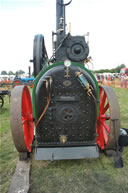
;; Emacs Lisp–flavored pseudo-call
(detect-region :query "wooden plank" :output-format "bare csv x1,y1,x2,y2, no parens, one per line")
8,160,31,193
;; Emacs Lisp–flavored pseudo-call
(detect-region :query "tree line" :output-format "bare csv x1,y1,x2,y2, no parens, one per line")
0,70,25,75
94,64,126,73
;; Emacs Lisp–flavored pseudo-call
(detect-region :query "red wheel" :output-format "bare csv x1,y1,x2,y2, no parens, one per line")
96,86,120,150
10,86,34,152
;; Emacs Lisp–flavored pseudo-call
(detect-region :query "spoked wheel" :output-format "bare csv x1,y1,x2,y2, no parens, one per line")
33,34,47,77
10,86,34,153
96,85,120,150
0,96,4,109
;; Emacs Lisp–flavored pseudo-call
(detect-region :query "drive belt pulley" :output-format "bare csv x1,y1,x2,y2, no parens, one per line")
33,34,48,77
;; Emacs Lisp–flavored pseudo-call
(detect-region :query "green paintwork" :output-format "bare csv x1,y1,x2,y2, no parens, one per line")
32,62,99,119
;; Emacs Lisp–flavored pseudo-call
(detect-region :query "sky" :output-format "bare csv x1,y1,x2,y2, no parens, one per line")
0,0,128,73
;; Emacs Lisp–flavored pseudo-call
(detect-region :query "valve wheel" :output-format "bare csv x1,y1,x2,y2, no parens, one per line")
96,86,120,150
10,86,34,152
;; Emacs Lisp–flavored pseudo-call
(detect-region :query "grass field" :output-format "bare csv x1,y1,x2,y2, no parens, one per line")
0,95,18,193
0,87,128,193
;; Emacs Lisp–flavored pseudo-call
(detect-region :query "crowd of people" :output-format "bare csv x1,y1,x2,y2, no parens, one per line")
95,73,128,88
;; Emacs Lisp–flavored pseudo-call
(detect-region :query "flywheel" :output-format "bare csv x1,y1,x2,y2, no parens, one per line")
33,34,47,77
96,85,120,150
10,86,34,152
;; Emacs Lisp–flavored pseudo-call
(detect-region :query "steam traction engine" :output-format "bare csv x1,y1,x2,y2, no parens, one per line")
10,0,120,161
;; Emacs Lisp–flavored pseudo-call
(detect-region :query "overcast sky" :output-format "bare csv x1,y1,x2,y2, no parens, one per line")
0,0,128,73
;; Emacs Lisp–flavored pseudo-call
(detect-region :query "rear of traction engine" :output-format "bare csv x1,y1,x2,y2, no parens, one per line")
10,0,120,161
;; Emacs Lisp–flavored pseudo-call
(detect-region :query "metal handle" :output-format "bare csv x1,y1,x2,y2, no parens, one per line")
58,0,72,6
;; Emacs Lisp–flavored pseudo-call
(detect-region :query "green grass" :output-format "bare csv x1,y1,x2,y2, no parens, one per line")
113,88,128,128
0,96,18,193
29,150,128,193
0,87,128,193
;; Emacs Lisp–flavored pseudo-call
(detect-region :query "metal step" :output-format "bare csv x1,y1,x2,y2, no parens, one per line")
35,146,99,161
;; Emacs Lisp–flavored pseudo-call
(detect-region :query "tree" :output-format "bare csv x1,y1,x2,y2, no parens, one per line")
115,64,126,73
16,70,25,75
120,64,126,68
1,71,8,75
8,71,15,75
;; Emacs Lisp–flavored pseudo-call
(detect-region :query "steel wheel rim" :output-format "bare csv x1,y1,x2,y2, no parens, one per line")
0,96,4,108
96,86,120,150
10,86,34,152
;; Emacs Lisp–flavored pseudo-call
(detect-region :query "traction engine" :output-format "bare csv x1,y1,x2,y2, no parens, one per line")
10,0,120,161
